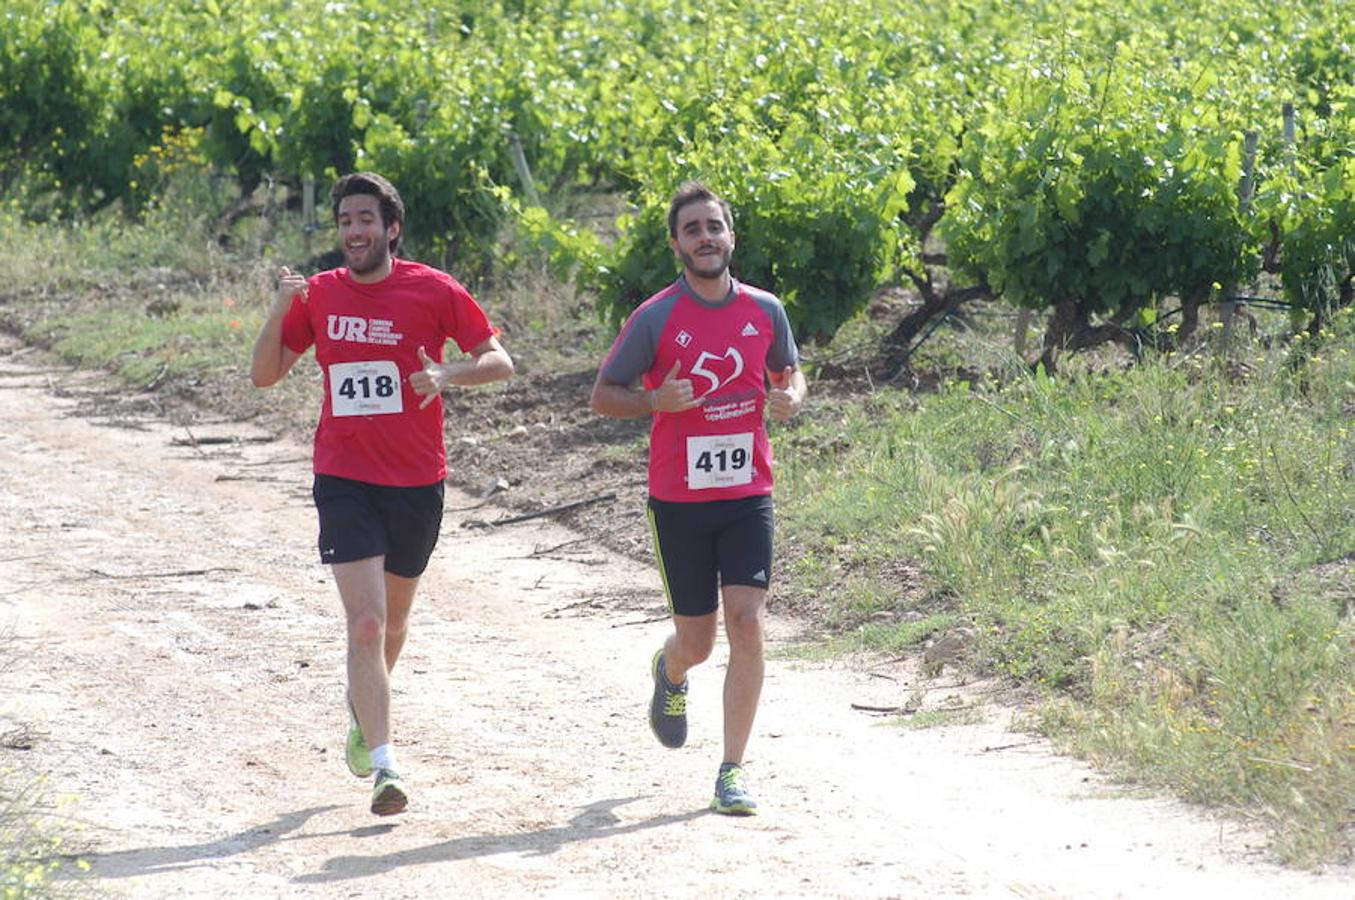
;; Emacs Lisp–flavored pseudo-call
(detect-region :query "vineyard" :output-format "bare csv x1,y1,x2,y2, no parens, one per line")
2,0,1350,366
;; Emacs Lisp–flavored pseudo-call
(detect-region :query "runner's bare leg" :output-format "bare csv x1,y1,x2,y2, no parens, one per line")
720,585,767,765
664,612,717,684
383,572,420,672
333,556,392,749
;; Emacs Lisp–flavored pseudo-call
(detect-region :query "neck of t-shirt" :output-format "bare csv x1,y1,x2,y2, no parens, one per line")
680,273,736,306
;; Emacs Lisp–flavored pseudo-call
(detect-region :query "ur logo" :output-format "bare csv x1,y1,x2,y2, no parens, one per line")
675,330,693,348
326,315,402,346
690,347,745,397
328,315,369,342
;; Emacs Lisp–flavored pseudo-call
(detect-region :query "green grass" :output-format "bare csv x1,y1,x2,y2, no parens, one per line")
2,636,89,897
0,765,84,898
893,707,987,730
780,307,1355,864
772,613,956,661
0,173,310,390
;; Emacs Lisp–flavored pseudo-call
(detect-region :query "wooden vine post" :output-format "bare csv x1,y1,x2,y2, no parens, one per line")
1220,130,1259,353
302,174,316,258
508,132,540,206
1014,307,1033,361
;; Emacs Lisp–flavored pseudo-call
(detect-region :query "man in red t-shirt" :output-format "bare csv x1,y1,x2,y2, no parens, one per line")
250,172,513,816
590,181,808,815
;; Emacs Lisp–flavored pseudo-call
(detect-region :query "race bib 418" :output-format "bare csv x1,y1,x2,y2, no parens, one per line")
329,360,403,416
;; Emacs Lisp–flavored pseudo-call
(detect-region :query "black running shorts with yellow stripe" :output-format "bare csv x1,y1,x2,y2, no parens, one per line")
646,495,774,617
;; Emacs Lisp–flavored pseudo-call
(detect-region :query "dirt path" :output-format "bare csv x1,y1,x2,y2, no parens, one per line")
1,336,1350,899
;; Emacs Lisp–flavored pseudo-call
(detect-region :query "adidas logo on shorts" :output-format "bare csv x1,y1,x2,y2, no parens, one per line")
752,569,767,583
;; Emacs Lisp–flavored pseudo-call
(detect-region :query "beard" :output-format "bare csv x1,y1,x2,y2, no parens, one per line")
678,246,732,280
345,241,390,276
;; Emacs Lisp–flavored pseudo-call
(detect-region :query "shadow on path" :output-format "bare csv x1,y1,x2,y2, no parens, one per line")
294,796,708,884
57,805,348,880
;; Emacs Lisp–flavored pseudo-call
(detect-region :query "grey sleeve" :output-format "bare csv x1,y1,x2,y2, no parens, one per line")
599,300,671,385
763,296,799,371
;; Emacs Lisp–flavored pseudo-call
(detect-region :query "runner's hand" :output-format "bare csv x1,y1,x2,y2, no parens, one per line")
272,266,307,318
768,366,802,421
650,360,702,413
411,346,445,409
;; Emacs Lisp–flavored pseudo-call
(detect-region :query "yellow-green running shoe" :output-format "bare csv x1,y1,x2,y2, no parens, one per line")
345,694,372,778
649,649,688,749
370,768,408,816
710,762,758,816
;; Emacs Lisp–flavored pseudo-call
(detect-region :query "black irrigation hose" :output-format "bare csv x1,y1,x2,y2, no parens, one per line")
1159,296,1294,320
1227,295,1295,308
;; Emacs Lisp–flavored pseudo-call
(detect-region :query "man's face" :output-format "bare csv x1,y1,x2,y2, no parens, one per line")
336,194,398,276
669,199,734,280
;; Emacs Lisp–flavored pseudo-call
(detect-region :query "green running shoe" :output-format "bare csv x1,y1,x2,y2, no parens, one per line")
710,762,758,816
345,694,372,778
370,768,408,816
649,649,688,749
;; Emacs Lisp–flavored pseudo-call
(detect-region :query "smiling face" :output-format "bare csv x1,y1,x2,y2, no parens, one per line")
336,193,399,281
669,198,735,281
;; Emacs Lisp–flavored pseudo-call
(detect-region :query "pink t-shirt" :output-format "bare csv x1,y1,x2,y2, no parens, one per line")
281,258,496,486
600,278,799,502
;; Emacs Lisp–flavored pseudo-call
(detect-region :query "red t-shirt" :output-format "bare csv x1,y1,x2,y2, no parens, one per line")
600,278,799,502
281,258,496,486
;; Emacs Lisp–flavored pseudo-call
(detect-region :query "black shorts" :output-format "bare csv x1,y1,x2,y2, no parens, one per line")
646,494,774,618
312,474,445,578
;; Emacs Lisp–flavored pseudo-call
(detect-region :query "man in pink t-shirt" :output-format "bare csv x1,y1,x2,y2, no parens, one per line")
250,172,513,816
591,181,808,815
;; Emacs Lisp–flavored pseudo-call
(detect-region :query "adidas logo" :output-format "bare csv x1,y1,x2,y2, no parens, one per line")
741,322,759,337
751,569,767,584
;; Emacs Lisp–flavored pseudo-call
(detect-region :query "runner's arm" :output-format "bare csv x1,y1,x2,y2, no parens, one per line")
589,371,655,419
591,360,702,418
251,268,306,388
410,337,512,409
433,335,514,388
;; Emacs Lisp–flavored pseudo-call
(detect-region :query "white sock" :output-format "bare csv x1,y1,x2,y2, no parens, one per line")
370,743,397,773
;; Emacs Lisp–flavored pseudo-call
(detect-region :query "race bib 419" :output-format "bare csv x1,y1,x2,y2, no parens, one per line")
686,432,754,489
